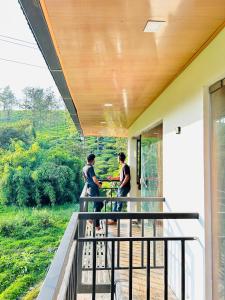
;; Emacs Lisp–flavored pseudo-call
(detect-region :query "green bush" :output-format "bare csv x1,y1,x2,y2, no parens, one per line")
0,221,17,236
0,121,35,149
0,142,82,207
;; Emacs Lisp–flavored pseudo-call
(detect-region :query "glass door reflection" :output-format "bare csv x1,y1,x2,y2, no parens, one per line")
141,123,163,212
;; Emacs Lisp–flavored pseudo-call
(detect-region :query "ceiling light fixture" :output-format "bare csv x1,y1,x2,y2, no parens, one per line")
144,20,165,32
100,121,106,124
104,103,113,107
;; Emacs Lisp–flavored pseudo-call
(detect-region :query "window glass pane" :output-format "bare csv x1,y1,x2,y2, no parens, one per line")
141,124,163,212
211,83,225,299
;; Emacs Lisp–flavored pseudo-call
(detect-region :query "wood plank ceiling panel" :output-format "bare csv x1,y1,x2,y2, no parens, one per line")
40,0,225,136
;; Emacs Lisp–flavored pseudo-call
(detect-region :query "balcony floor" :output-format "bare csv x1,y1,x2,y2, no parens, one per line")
78,220,177,300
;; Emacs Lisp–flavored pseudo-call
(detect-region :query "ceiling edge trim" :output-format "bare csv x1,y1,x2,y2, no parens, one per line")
18,0,83,136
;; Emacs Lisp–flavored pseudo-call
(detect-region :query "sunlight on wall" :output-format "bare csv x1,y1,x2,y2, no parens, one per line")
128,27,225,300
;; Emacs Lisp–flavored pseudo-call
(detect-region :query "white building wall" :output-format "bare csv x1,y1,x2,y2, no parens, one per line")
128,28,225,300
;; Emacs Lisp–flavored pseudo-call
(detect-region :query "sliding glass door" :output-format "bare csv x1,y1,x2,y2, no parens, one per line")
141,123,163,212
210,79,225,299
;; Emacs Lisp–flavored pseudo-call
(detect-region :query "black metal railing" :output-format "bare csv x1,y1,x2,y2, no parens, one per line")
80,195,165,213
78,212,198,300
79,236,194,300
37,190,199,300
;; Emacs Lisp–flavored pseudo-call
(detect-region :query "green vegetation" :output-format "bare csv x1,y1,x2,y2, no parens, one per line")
0,140,82,206
0,203,76,300
0,85,127,299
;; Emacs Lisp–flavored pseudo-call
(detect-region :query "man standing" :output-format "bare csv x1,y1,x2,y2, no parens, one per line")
83,154,103,230
107,152,131,225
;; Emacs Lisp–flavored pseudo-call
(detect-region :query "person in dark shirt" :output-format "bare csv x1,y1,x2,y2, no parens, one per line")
107,152,131,224
82,154,103,230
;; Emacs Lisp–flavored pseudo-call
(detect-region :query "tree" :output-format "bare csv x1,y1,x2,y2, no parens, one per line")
0,121,35,149
0,141,82,206
0,86,16,120
21,87,58,128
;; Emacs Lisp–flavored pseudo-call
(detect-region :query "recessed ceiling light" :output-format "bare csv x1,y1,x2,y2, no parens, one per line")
100,121,106,124
104,103,113,107
144,20,165,32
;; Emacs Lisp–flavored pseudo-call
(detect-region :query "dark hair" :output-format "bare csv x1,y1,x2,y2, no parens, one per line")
87,154,95,162
118,152,126,162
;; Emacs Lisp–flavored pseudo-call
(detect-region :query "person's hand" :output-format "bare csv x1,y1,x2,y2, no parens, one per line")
107,176,112,181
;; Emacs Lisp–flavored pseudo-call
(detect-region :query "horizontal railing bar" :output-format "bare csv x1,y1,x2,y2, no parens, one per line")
78,236,197,242
82,265,165,271
99,179,120,182
101,187,118,190
78,212,199,220
80,197,165,202
78,284,111,294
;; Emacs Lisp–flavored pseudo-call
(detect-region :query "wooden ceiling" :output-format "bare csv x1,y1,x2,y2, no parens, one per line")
40,0,225,137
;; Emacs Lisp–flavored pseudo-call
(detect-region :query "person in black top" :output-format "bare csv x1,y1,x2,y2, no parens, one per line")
82,154,103,230
107,152,131,224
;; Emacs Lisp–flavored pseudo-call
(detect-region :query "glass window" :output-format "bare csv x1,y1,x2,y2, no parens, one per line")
210,80,225,299
140,123,163,212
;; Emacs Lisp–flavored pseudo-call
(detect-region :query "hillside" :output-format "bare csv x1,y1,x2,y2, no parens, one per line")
0,109,127,299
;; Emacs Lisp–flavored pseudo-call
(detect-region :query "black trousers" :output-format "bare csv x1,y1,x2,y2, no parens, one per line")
93,201,104,227
88,187,103,227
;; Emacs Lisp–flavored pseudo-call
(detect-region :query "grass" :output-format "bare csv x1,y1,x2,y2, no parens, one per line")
0,203,78,300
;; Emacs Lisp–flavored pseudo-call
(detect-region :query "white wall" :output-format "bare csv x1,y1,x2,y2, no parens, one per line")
128,28,225,300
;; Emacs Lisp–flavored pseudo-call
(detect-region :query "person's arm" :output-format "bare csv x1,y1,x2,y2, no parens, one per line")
120,174,130,188
107,175,120,181
92,176,102,188
120,165,130,188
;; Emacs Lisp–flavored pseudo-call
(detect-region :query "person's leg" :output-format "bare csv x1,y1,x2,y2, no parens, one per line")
116,201,123,212
111,188,122,222
116,187,124,212
117,186,130,212
93,201,103,228
91,188,101,228
112,201,118,212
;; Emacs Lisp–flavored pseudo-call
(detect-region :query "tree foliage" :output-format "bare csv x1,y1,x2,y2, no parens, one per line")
0,86,16,120
0,121,35,149
0,142,82,207
21,87,60,128
0,85,127,207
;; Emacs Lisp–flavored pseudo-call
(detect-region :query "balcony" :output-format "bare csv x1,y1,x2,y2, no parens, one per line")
36,184,199,300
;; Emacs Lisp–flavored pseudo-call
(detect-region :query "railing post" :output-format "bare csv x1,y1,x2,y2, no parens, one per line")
181,240,185,300
146,240,151,300
92,240,97,300
74,241,78,300
111,241,115,300
117,219,120,268
129,219,132,237
105,218,108,268
141,219,145,268
164,240,168,300
153,219,157,268
77,184,88,293
129,241,133,300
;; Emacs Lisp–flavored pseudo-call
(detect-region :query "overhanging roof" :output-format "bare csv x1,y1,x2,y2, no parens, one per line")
19,0,225,137
19,0,83,135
